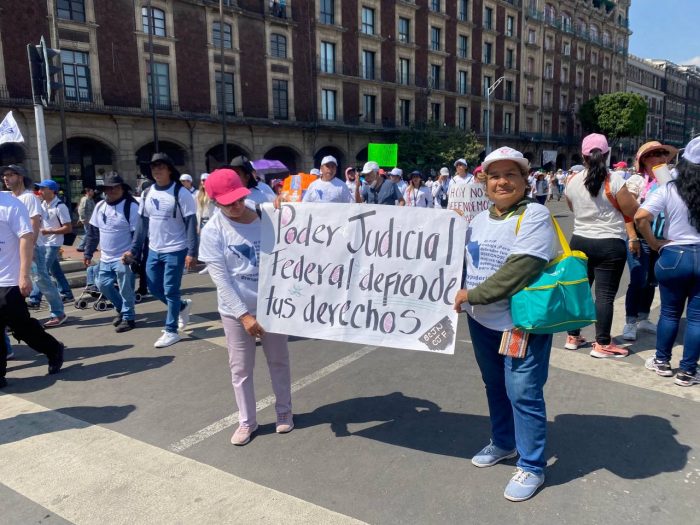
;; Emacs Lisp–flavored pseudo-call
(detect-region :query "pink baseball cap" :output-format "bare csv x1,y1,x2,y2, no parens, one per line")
205,168,251,205
581,133,609,156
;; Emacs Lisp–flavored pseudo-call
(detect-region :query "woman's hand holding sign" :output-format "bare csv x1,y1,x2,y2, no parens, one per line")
240,313,265,338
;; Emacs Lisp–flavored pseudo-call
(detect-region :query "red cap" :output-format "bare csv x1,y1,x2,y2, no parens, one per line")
613,161,627,169
205,168,251,205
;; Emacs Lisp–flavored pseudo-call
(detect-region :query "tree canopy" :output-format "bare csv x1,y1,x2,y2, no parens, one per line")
578,92,647,145
394,124,483,174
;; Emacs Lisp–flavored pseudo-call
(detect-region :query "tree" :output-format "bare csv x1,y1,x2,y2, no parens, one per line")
578,92,647,146
394,124,482,174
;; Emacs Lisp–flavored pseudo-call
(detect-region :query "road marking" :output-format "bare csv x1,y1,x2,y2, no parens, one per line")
0,394,365,525
168,345,378,453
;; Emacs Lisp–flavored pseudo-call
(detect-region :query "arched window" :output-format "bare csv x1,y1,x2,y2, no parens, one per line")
142,6,166,37
544,4,556,23
270,33,287,58
561,12,572,32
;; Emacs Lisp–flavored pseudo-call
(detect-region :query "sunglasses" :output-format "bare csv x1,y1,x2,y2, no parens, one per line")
644,150,669,158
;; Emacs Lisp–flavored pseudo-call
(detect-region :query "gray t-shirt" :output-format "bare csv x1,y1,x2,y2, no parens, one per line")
361,180,403,205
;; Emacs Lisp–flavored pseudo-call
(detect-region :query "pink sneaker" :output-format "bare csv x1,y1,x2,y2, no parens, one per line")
276,412,294,434
231,423,258,446
564,335,587,350
590,342,629,359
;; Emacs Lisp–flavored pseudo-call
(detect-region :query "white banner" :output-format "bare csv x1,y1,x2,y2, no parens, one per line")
0,111,24,145
257,203,467,354
446,182,491,226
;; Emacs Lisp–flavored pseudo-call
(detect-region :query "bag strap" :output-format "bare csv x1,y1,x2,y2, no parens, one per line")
604,176,633,223
515,206,572,257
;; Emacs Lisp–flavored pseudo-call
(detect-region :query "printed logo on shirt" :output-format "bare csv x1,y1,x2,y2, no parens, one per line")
467,239,481,268
227,241,260,274
315,189,324,200
151,197,161,211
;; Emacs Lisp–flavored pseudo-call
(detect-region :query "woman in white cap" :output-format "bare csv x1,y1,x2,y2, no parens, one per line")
453,146,557,501
451,158,473,186
432,167,451,208
635,136,700,387
564,133,638,358
198,168,293,445
403,171,433,208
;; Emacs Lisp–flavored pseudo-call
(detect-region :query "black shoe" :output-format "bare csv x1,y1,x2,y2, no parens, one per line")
27,301,41,310
48,343,65,375
0,376,6,388
115,319,135,333
76,247,85,252
61,295,75,303
112,315,123,327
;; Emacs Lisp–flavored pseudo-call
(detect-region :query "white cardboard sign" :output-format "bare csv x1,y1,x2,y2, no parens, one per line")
447,182,491,225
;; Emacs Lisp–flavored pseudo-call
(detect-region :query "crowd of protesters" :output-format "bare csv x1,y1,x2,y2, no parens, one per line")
1,130,698,502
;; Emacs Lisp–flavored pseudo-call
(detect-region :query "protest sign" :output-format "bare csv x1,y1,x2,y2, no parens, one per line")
368,143,398,167
447,182,491,225
257,203,466,354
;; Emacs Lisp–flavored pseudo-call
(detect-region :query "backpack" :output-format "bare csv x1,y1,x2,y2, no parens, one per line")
53,200,77,246
142,181,185,223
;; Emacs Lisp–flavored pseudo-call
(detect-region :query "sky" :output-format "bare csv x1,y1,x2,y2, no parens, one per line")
628,0,700,65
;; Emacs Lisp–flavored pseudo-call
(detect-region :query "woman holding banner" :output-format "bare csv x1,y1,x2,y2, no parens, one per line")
198,168,293,446
453,146,557,502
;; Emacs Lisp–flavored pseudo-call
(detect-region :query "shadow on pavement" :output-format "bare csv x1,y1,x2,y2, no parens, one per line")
298,393,690,485
0,404,136,446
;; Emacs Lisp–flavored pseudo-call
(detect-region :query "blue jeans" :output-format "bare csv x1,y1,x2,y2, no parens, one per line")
30,245,74,302
98,260,136,321
654,245,700,375
31,245,65,318
624,239,657,320
467,315,553,476
86,264,98,286
146,249,187,333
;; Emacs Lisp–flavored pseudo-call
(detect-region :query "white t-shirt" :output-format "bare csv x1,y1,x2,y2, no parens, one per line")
0,192,33,286
641,184,700,248
199,212,260,318
89,198,139,263
464,203,556,331
395,180,408,195
138,183,196,253
403,186,433,208
302,177,354,203
565,170,626,240
15,190,45,247
245,185,276,210
41,197,72,247
450,173,474,188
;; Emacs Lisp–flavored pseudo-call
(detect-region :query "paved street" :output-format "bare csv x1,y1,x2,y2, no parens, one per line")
1,200,698,525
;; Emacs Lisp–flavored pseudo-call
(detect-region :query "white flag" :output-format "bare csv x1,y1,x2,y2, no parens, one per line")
0,111,24,145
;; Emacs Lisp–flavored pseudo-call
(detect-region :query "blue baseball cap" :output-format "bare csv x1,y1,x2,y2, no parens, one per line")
35,180,60,192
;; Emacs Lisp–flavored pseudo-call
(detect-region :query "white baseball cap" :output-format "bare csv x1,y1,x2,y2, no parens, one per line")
310,168,321,176
389,168,403,177
200,172,209,180
439,167,450,176
481,147,530,173
683,136,700,164
361,161,379,174
179,174,193,182
321,155,338,166
569,164,585,173
454,158,468,167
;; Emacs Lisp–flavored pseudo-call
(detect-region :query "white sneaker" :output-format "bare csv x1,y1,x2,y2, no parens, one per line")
622,323,637,341
637,319,657,334
178,299,192,330
154,330,181,348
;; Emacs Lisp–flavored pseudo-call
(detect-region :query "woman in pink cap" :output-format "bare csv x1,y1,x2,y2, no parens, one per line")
564,133,639,358
198,168,293,446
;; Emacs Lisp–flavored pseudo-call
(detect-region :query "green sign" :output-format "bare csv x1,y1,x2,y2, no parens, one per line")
368,143,398,167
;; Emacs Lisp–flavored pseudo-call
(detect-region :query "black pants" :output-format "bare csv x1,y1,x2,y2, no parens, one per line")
0,286,62,378
567,235,627,345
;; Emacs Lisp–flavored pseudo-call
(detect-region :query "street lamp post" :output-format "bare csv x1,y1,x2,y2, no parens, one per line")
486,76,505,155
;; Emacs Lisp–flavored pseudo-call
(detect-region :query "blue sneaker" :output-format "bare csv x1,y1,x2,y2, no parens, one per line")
471,441,518,467
504,468,545,502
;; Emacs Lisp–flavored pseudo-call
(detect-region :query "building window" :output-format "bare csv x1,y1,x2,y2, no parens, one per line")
562,42,571,56
483,75,492,96
544,4,556,23
506,16,514,37
361,7,375,35
212,22,233,49
270,33,287,58
215,71,235,115
458,70,468,95
561,13,572,32
561,66,568,83
362,50,375,80
528,29,536,44
398,58,410,85
527,86,534,104
545,35,553,50
398,17,410,43
505,79,513,101
458,106,468,130
57,0,85,22
430,27,441,51
61,50,91,102
544,63,553,79
527,56,535,74
431,0,441,12
363,94,376,123
484,7,493,30
483,42,492,64
591,52,598,65
321,89,336,120
400,98,411,126
272,79,288,120
482,109,488,132
504,112,512,134
147,61,171,109
458,35,468,58
506,48,514,69
430,64,441,90
431,102,441,122
458,0,469,21
320,0,334,24
320,42,335,73
142,6,166,37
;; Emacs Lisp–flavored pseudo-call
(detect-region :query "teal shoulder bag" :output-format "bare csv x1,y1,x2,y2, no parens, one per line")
510,210,596,334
